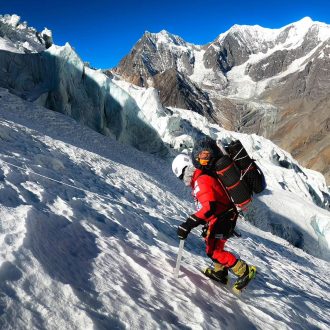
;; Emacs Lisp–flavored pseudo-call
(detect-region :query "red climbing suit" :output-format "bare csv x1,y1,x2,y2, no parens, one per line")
190,169,238,267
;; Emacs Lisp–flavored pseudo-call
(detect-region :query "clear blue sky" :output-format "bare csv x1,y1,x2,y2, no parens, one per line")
2,0,330,69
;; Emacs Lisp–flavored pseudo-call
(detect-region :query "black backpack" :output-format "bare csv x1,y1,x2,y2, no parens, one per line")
192,137,266,210
224,139,266,194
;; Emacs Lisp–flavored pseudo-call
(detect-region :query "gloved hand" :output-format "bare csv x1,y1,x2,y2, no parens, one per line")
177,215,203,240
177,222,191,240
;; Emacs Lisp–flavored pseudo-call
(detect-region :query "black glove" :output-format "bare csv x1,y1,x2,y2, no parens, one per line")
177,215,204,240
177,222,191,240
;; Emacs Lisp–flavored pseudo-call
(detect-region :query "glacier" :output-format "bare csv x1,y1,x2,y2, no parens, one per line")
0,14,51,53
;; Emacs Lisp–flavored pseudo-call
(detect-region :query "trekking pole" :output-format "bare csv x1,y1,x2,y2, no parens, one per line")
173,239,185,278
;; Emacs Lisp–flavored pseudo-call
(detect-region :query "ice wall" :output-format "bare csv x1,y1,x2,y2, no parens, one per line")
0,44,168,156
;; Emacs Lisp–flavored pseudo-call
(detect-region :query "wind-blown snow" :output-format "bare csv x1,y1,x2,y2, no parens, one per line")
0,87,329,329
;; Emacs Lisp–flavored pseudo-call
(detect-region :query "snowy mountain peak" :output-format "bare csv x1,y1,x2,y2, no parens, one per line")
288,16,330,43
217,23,278,47
144,29,192,48
1,14,22,28
291,16,314,27
0,14,53,53
158,29,173,36
216,17,330,47
228,23,276,34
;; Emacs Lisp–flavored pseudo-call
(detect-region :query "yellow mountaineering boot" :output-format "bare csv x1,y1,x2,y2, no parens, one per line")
230,260,256,293
203,263,229,285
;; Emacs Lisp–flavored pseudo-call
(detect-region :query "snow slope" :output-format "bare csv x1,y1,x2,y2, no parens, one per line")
0,88,329,329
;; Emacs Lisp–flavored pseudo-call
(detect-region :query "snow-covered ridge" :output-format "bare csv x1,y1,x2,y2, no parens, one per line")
143,17,330,59
0,14,52,53
215,17,330,49
146,29,194,48
136,17,330,51
123,17,330,104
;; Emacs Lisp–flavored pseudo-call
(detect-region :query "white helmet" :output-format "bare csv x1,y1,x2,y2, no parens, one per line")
172,154,192,179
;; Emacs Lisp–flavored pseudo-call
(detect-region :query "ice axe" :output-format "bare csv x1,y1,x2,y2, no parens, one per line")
173,239,185,278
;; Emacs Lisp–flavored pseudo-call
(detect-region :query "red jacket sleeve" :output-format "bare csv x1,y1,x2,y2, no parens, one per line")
192,175,218,222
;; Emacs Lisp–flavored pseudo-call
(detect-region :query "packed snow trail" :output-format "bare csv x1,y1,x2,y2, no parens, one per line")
0,89,329,329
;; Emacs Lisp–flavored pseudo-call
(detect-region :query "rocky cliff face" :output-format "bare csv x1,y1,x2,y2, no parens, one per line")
113,18,330,182
112,31,214,119
261,39,330,179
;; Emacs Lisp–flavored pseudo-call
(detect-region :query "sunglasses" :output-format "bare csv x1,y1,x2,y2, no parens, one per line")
196,150,211,165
